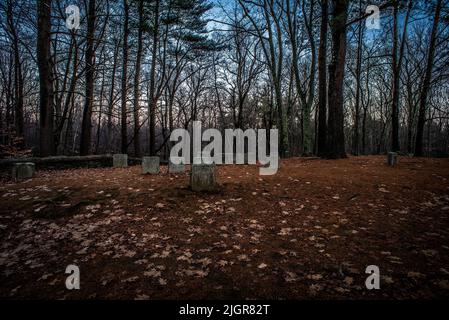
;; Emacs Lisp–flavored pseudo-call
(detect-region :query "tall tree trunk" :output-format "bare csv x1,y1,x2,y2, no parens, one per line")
120,0,129,154
302,0,316,156
80,0,96,155
391,0,412,152
405,71,415,154
57,37,78,154
149,0,160,156
285,3,302,156
415,0,442,157
391,2,400,152
63,93,75,153
13,33,24,145
362,107,367,154
269,3,288,157
37,0,54,156
6,0,25,145
95,72,105,154
3,53,13,145
274,79,287,156
317,0,328,157
326,0,349,159
352,0,363,156
107,41,119,153
133,0,144,157
362,59,372,154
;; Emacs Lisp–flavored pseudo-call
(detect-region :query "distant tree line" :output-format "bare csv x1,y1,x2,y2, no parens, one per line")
0,0,448,159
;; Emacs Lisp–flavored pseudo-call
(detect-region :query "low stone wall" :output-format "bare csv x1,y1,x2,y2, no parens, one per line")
0,155,148,174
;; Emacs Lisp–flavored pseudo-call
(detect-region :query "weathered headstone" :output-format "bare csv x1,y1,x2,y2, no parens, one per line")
387,152,398,166
113,154,128,168
190,164,216,192
168,157,185,174
142,156,160,174
12,162,35,181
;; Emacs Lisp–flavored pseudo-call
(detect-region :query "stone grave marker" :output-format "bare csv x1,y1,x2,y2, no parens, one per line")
168,157,185,174
12,162,35,181
113,154,128,168
142,156,160,174
190,164,216,192
387,152,398,167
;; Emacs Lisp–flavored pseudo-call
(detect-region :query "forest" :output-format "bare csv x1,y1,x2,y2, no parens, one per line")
0,0,447,160
1,0,449,302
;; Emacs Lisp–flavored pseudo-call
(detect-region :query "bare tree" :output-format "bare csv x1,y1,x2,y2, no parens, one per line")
415,0,443,156
80,0,96,155
317,0,328,157
121,0,130,154
325,0,349,159
132,0,144,156
238,0,289,156
2,0,24,145
37,0,54,156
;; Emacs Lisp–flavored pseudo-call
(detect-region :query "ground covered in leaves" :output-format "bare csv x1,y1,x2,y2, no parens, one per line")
1,156,449,299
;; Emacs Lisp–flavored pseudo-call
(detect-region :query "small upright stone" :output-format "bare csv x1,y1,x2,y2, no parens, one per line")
12,162,35,181
387,152,398,166
168,157,185,174
190,164,216,192
113,154,128,168
142,156,160,174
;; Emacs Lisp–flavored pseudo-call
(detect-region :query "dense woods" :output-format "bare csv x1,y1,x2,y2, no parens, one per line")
0,0,448,159
3,0,449,303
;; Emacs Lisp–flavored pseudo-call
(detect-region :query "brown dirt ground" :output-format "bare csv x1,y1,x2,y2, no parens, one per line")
0,156,449,300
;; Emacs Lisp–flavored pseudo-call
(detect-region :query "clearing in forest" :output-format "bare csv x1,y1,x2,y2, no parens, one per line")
0,156,448,299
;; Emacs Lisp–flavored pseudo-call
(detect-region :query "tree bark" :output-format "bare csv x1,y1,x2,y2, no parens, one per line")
325,0,349,159
317,0,328,157
37,0,55,156
415,0,442,157
149,0,160,156
6,0,24,144
107,39,120,153
391,1,400,152
80,0,96,155
302,0,316,156
352,0,363,156
120,0,129,154
133,0,143,157
391,0,412,153
95,72,105,154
